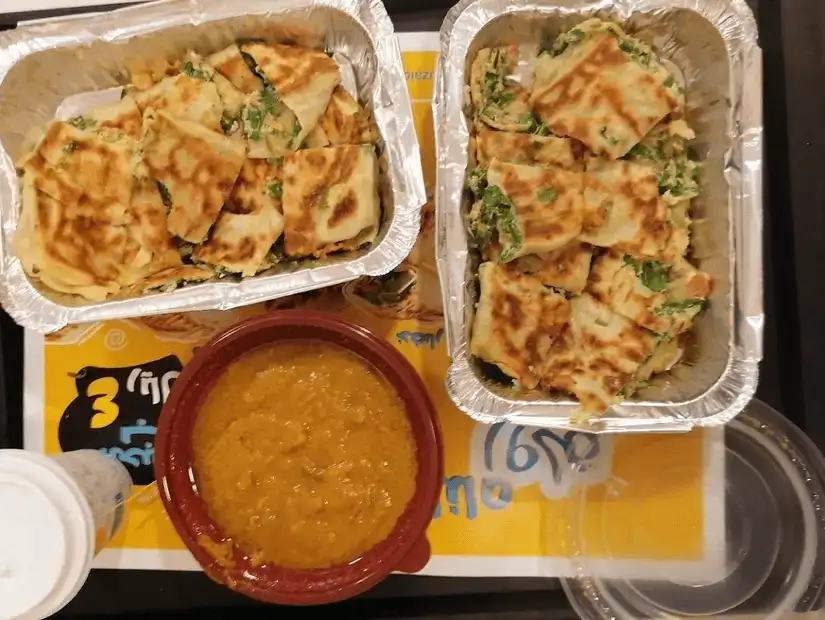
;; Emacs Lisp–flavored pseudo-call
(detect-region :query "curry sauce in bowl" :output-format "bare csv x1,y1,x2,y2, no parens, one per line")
155,311,443,605
193,341,418,570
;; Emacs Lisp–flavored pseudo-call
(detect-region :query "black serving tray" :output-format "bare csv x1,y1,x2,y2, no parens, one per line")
0,1,823,617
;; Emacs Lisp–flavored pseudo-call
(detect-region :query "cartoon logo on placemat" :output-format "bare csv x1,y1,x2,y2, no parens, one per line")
57,355,183,485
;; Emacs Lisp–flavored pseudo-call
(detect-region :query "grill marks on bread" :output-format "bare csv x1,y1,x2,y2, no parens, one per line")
14,40,381,301
467,20,710,416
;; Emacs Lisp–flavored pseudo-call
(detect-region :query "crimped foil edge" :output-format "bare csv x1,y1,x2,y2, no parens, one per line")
434,0,763,432
0,0,426,334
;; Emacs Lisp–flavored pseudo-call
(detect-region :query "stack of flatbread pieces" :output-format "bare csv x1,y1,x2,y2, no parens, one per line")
14,41,380,301
466,19,712,415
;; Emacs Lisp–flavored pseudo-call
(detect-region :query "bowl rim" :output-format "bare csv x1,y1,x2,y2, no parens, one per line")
154,309,444,605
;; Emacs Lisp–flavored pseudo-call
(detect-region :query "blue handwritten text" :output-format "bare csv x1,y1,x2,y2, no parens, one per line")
396,329,444,349
433,475,513,520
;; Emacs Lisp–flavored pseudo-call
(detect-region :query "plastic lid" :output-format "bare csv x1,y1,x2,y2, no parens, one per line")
562,399,825,620
0,451,94,620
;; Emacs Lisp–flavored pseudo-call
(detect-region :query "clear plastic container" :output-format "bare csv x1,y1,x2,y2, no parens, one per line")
562,399,825,619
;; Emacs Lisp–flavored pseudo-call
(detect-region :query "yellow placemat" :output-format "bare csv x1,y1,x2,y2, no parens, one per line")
22,33,725,578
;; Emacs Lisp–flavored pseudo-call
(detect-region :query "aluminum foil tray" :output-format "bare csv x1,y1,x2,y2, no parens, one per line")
434,0,763,432
0,0,426,334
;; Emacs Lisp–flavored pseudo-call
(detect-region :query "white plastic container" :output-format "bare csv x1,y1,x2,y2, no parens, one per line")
0,449,132,620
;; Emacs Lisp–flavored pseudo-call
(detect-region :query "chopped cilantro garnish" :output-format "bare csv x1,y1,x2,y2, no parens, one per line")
471,186,499,245
619,40,651,66
260,85,279,114
479,48,516,114
156,181,173,209
496,204,522,262
623,254,669,292
245,107,266,141
181,61,212,81
482,185,505,209
617,378,651,399
467,166,488,197
654,298,705,316
62,141,78,153
484,48,507,96
482,91,515,118
537,188,557,202
532,122,551,136
291,119,302,138
552,27,587,56
521,111,550,135
658,157,701,199
627,143,662,161
213,265,236,278
497,91,515,105
478,185,522,262
484,69,500,98
68,116,95,130
267,181,283,199
656,332,674,346
663,75,675,88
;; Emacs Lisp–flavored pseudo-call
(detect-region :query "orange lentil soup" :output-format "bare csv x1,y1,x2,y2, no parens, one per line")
192,341,417,569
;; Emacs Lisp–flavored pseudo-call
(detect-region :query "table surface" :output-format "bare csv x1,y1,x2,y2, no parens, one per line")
0,0,823,617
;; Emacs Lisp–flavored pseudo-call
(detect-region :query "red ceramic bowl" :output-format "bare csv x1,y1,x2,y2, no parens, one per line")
154,310,444,605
